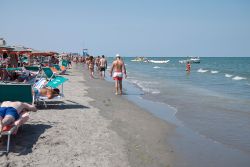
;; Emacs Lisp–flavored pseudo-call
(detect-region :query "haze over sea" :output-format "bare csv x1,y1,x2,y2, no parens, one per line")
106,56,250,166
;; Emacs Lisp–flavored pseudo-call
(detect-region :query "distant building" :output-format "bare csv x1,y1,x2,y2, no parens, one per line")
0,38,6,46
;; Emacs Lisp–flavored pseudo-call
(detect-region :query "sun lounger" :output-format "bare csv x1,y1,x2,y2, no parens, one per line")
53,64,66,74
62,60,69,68
0,126,18,153
33,76,68,107
1,112,30,153
5,67,23,71
42,67,55,80
0,83,34,104
0,84,33,153
24,66,40,72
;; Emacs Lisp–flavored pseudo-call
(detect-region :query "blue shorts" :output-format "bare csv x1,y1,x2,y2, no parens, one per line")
0,107,20,120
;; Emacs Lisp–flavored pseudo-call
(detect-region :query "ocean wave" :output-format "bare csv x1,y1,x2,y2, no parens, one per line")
211,70,219,74
232,76,247,80
197,68,208,73
153,66,161,69
225,74,233,78
129,79,160,94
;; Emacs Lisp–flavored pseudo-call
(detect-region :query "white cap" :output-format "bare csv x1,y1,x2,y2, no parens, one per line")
115,54,120,58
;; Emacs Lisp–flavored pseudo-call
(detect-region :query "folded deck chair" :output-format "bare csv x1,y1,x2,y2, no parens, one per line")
0,83,33,153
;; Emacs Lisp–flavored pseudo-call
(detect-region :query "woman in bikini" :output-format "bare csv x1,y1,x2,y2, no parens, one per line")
88,56,95,78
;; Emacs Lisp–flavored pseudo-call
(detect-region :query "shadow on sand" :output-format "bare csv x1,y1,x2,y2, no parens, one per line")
37,100,89,110
0,124,52,155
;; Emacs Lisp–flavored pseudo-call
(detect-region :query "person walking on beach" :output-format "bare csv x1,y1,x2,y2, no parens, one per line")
99,55,107,79
110,54,127,95
88,56,95,78
0,101,37,133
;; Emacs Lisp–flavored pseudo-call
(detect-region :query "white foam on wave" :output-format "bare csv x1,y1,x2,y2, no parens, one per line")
225,74,233,78
149,60,169,64
153,66,160,69
211,70,219,74
232,76,247,80
129,79,160,94
197,68,208,73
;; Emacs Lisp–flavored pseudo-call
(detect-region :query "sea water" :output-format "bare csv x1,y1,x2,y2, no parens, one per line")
107,57,250,166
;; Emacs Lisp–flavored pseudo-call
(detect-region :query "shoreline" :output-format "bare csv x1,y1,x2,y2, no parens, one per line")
89,62,250,167
82,64,176,167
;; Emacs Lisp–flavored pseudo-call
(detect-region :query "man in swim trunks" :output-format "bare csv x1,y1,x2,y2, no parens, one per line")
0,101,37,133
110,54,127,95
99,55,107,79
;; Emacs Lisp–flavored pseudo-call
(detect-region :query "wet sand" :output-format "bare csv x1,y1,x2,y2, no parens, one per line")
0,64,176,167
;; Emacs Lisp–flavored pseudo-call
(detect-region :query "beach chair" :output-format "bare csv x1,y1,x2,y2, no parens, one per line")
0,67,22,82
53,64,66,74
62,60,69,68
42,67,55,80
0,83,34,153
50,67,58,74
0,126,18,153
24,66,43,83
0,83,34,104
33,76,68,107
6,67,23,71
24,66,40,72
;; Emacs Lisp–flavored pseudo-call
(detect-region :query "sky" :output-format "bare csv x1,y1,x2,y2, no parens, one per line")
1,0,250,57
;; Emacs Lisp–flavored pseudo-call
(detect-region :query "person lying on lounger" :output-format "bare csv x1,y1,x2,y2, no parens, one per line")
33,87,60,99
0,101,37,133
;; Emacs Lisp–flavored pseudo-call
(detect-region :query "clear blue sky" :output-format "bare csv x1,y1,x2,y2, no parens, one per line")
1,0,250,57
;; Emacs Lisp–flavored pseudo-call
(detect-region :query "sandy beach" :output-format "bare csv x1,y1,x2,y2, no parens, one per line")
0,64,176,167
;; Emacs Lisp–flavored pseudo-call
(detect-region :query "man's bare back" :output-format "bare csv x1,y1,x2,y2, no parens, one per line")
99,58,107,68
113,60,124,72
1,101,37,114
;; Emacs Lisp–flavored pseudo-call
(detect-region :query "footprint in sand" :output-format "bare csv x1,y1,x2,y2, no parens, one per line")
103,99,112,106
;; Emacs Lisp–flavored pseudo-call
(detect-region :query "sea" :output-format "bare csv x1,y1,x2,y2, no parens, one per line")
106,57,250,167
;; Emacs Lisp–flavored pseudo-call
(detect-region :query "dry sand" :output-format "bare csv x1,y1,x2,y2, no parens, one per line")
0,64,176,167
